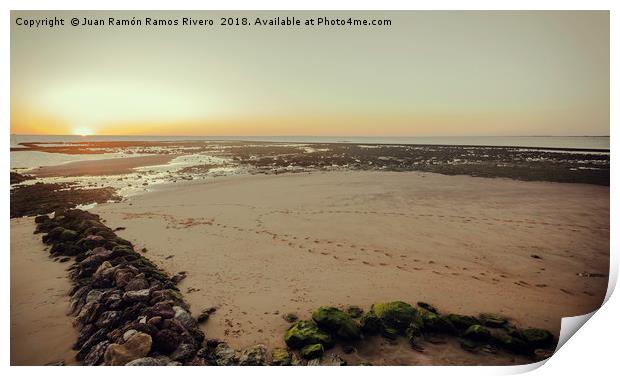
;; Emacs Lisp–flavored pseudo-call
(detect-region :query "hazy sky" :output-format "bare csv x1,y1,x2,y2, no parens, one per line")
11,11,609,136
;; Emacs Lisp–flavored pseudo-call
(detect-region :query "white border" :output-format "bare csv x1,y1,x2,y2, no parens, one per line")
2,1,616,375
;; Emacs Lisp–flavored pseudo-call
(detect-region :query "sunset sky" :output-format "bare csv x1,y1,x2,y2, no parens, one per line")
11,11,609,136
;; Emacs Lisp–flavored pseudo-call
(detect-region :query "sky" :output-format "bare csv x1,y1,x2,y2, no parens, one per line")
11,11,609,136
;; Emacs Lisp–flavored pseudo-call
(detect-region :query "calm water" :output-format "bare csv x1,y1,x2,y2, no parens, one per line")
11,135,610,150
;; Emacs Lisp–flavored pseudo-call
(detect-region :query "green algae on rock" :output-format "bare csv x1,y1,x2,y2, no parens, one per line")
371,301,420,333
300,343,324,359
312,306,361,340
284,320,334,349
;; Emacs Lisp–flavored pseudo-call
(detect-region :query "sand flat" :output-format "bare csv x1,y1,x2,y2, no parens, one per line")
30,154,176,177
86,170,609,363
10,217,78,365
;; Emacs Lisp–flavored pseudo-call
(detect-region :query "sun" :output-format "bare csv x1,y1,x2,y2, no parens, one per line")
72,127,94,137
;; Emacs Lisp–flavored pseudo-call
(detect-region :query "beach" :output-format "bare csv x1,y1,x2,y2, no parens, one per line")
12,169,608,364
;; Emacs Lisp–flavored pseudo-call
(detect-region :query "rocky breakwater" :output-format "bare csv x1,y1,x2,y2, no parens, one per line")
34,209,208,366
283,302,557,365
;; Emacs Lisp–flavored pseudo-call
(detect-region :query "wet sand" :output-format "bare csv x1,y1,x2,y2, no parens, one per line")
10,217,78,365
30,154,176,177
82,171,609,364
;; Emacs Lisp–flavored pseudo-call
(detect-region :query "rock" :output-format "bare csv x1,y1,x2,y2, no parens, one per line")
171,272,187,284
123,289,151,302
312,306,361,340
360,311,382,334
114,269,135,288
95,310,121,328
284,320,334,349
300,343,324,359
35,214,50,223
123,329,138,341
491,332,530,354
270,348,292,366
59,229,78,241
125,357,166,366
85,289,104,304
380,326,398,340
307,358,321,366
59,257,71,263
420,311,456,333
282,312,298,323
346,305,363,318
479,313,507,327
459,338,480,352
104,332,152,366
83,340,109,365
125,278,150,291
417,302,438,314
173,306,195,329
153,329,181,354
521,328,554,349
372,301,420,333
462,325,491,342
342,345,355,354
149,302,175,319
74,302,100,328
533,348,554,361
214,343,237,365
170,343,197,362
320,354,347,366
238,344,268,365
444,314,480,331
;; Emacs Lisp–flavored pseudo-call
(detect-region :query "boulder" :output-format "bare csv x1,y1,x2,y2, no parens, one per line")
214,343,237,366
270,348,292,366
372,301,420,333
444,314,480,331
420,311,456,333
521,328,554,349
346,305,364,318
312,306,361,340
300,343,324,359
95,310,122,328
284,320,334,349
125,357,166,366
153,329,181,354
479,313,507,327
320,354,347,366
123,289,151,303
59,229,78,241
360,311,382,334
238,344,268,366
83,340,109,366
104,332,152,366
462,324,491,342
170,343,197,362
125,278,150,291
417,302,438,314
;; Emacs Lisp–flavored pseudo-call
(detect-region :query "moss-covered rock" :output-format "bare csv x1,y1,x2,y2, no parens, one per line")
459,338,480,352
271,348,292,366
284,320,334,349
491,331,530,354
521,328,554,349
462,324,491,342
360,311,382,334
380,326,399,340
444,314,480,331
371,301,419,332
312,306,361,340
420,310,456,333
417,302,438,314
346,305,364,318
300,343,324,359
479,313,507,327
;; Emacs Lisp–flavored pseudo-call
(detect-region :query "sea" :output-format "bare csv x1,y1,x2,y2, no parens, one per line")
10,135,611,150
